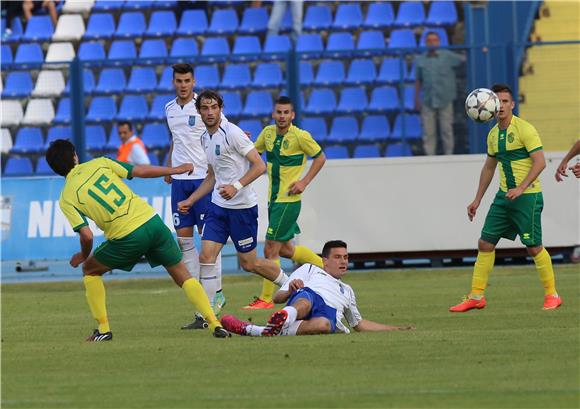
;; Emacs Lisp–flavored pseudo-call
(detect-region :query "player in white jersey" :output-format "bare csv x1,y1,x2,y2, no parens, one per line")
177,90,289,292
164,64,225,330
221,240,415,336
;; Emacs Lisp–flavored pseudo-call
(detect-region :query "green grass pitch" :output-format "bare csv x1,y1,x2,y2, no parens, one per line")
2,265,578,408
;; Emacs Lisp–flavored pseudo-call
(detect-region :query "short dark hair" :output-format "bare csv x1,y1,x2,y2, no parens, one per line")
322,240,347,258
45,139,77,176
117,121,132,131
491,83,514,99
172,63,194,78
195,89,223,111
275,96,293,106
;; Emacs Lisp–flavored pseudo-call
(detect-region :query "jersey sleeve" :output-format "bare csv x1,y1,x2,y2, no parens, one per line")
231,127,256,157
298,130,322,158
522,123,543,153
343,286,363,328
279,264,313,292
58,197,88,232
486,131,496,157
106,157,134,179
254,129,266,154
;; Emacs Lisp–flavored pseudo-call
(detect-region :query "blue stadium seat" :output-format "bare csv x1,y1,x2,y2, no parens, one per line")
94,68,127,95
139,39,168,64
4,157,34,176
314,60,345,87
45,125,71,148
107,40,137,65
194,65,220,90
239,7,268,34
170,38,199,60
426,1,457,26
207,9,239,35
357,30,386,54
406,62,416,82
176,10,208,36
303,5,332,31
156,66,173,92
115,12,146,38
345,59,376,86
403,85,417,111
419,28,449,47
147,152,159,165
85,125,107,151
201,37,230,63
2,72,33,99
327,116,359,144
3,17,23,43
86,96,117,123
301,117,327,142
391,114,422,139
35,157,56,175
146,10,176,37
336,87,368,114
11,127,44,154
296,34,324,59
22,15,54,42
243,91,273,118
147,93,174,121
222,92,243,118
123,0,153,10
238,119,263,142
385,142,413,157
332,3,363,30
1,45,13,68
364,2,395,29
53,97,71,124
252,63,284,89
395,2,426,27
153,0,178,9
324,145,349,159
326,32,355,57
304,88,336,115
14,43,44,68
78,41,106,65
368,86,399,113
127,67,157,93
263,35,292,61
93,0,125,11
232,35,261,62
141,123,170,149
84,13,115,40
116,95,149,121
359,115,391,142
389,29,417,49
279,7,293,33
221,63,251,90
64,68,96,95
353,144,381,158
299,61,314,87
377,58,405,84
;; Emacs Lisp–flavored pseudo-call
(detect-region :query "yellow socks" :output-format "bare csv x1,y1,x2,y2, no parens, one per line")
259,259,279,302
533,248,557,296
292,245,323,268
182,278,221,330
470,251,495,298
83,275,110,334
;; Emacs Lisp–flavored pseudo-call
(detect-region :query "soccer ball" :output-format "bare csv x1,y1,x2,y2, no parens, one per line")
465,88,500,123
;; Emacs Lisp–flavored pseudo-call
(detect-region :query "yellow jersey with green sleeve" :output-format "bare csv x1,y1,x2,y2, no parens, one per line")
486,115,543,194
59,157,155,240
254,124,322,203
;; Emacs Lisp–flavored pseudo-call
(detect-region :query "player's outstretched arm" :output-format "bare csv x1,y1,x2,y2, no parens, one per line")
178,166,216,213
353,319,415,332
70,226,93,267
468,156,498,221
132,163,193,179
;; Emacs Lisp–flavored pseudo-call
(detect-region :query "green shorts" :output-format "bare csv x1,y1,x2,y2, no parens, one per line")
481,190,544,247
266,201,301,242
94,215,182,271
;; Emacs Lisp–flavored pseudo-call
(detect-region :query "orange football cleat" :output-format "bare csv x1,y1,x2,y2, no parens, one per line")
241,297,275,310
449,296,487,312
542,295,562,310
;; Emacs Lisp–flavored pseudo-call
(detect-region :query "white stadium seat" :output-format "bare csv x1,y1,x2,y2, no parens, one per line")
0,100,24,127
53,14,86,41
45,42,75,64
22,99,55,125
32,70,66,97
1,129,13,153
62,0,95,14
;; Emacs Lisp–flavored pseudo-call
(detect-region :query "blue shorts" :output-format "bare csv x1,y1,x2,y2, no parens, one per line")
287,287,337,333
171,179,211,230
201,202,258,253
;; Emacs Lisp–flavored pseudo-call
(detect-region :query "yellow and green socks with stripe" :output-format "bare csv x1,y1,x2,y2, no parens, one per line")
259,259,279,303
532,248,557,296
291,245,323,268
83,275,110,334
182,278,221,330
470,251,495,299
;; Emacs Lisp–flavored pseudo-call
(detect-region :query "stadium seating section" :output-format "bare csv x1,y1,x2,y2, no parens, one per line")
1,1,461,175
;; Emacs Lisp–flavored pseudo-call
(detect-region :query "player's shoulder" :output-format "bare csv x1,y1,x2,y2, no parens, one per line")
222,119,247,139
164,97,178,112
486,122,499,139
290,125,312,139
512,115,538,135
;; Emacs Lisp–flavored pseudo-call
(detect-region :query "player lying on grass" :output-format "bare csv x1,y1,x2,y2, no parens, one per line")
221,240,414,336
45,139,229,341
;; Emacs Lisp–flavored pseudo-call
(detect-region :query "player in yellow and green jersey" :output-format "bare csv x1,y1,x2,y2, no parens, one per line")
449,84,562,313
45,139,229,340
243,96,327,310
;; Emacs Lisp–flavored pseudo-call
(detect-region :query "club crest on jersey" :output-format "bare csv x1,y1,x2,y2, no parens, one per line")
283,140,289,149
508,133,514,143
215,145,221,156
188,116,196,126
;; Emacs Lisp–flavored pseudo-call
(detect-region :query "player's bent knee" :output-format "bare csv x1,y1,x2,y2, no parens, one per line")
526,245,543,257
478,239,496,252
239,258,256,272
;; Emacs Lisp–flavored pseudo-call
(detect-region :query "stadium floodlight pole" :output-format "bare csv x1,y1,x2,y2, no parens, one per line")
70,57,87,163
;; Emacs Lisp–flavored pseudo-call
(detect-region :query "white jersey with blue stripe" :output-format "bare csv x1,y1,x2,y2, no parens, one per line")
280,264,363,333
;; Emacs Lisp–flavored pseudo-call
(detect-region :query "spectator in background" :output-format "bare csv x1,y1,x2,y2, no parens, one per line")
23,0,59,27
116,121,150,165
415,31,464,155
267,0,303,42
1,1,24,36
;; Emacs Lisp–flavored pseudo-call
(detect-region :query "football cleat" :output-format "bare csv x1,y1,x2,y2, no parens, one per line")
181,314,209,330
212,326,231,338
86,329,113,342
221,314,250,336
449,296,487,312
262,310,288,336
543,295,562,310
212,291,227,317
241,297,274,310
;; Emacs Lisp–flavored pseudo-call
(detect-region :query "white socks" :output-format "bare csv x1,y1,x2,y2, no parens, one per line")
177,237,200,280
200,263,220,302
273,270,289,286
280,321,301,336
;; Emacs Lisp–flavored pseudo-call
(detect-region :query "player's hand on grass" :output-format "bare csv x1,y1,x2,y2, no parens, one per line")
218,184,238,200
505,186,524,201
467,200,480,221
177,199,193,214
288,180,307,195
174,163,193,176
288,279,304,293
70,252,86,268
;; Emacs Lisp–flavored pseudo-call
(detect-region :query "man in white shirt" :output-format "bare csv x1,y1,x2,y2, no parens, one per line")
116,121,150,165
165,64,224,330
177,90,289,294
221,240,415,336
